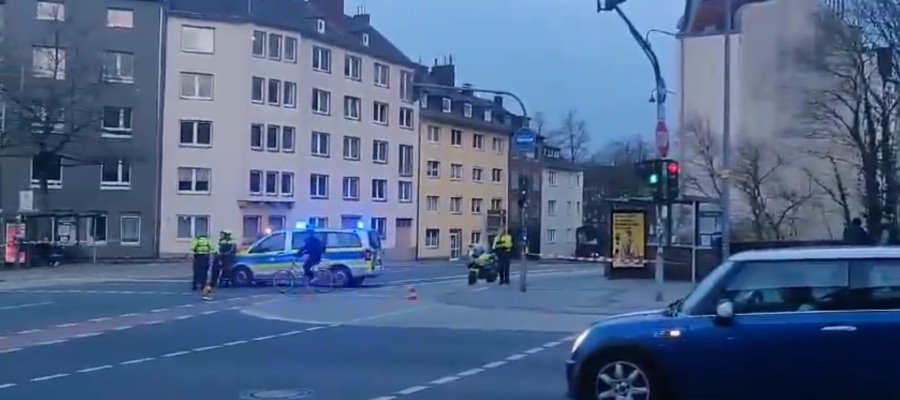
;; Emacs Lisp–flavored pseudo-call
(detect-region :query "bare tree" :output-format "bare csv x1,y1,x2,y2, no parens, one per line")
547,110,590,163
0,10,128,212
590,135,652,166
532,111,548,135
679,115,723,199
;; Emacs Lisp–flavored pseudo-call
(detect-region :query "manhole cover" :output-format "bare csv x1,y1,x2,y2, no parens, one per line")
239,388,314,399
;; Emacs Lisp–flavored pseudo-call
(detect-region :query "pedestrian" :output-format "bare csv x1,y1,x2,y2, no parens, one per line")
191,233,214,299
211,229,237,288
842,217,870,245
492,228,514,285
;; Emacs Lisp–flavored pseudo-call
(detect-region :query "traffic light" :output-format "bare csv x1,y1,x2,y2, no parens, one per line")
597,0,627,11
664,160,680,201
635,159,679,203
517,175,530,208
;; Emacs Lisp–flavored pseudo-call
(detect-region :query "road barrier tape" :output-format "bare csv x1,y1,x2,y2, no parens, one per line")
525,253,657,264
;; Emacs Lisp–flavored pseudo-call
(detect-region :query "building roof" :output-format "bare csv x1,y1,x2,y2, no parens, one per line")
168,0,416,68
679,0,768,35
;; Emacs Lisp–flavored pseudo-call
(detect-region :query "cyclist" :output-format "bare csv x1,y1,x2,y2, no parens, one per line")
294,231,324,281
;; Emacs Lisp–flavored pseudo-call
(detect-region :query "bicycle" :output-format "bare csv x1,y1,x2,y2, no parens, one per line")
272,259,336,295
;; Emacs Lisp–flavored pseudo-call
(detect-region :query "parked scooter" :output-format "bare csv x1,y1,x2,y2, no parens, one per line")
466,244,498,285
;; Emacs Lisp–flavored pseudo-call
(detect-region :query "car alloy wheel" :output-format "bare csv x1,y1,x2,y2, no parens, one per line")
596,361,651,400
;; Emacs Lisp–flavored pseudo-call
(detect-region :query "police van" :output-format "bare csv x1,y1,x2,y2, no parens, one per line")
230,223,384,288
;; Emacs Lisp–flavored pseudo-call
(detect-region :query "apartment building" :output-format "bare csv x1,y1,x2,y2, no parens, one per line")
160,0,420,260
416,62,515,260
0,0,165,257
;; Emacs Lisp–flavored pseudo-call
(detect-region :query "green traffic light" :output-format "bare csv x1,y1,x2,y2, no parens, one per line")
649,174,659,184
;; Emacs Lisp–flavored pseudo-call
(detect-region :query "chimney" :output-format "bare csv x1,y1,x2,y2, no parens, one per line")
312,0,345,21
429,64,455,87
461,83,473,96
493,95,504,107
353,13,370,25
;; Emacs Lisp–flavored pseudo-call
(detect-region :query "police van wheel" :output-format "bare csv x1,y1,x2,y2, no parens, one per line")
331,265,352,288
230,266,253,287
350,277,366,287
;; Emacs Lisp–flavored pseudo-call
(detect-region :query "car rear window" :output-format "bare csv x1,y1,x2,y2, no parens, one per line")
327,232,362,248
290,231,327,250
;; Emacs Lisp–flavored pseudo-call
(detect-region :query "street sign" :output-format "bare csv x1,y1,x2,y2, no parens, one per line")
655,120,669,158
513,128,537,153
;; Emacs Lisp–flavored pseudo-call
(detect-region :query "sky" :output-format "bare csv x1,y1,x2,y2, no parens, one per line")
356,0,685,152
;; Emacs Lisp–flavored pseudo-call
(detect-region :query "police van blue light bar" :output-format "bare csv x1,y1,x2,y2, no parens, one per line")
357,221,366,229
295,221,307,229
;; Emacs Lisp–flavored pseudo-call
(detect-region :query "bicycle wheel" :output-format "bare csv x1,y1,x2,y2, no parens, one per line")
311,269,335,293
272,270,295,293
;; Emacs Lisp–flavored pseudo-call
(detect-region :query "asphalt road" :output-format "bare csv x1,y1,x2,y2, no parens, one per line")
0,262,586,400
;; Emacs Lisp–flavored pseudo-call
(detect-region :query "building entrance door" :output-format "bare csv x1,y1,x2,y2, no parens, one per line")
449,229,462,261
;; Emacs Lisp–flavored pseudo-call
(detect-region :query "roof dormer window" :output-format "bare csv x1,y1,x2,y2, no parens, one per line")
442,98,452,113
362,33,370,46
316,19,326,33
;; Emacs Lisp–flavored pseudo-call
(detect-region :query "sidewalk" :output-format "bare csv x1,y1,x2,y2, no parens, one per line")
436,272,694,316
0,262,190,290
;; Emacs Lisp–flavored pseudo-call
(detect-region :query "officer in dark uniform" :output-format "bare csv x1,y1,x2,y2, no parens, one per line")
211,229,237,288
492,228,514,285
191,234,214,295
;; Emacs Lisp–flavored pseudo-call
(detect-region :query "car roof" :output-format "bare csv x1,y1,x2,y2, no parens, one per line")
729,246,900,262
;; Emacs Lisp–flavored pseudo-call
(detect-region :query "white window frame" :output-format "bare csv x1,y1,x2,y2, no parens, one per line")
120,215,141,246
32,46,66,80
441,98,452,113
548,170,558,185
107,8,134,29
250,124,263,150
450,129,462,147
426,196,439,212
344,55,362,80
36,1,64,21
102,51,135,83
101,106,132,137
492,168,503,183
267,33,282,61
280,171,294,197
180,72,213,100
265,125,280,151
316,18,326,33
450,197,462,214
472,134,484,150
100,160,131,190
311,132,330,157
548,200,557,216
180,25,215,53
547,229,557,244
312,88,331,114
342,176,360,200
251,76,264,103
492,137,505,154
372,140,388,164
264,170,279,196
425,229,440,248
470,231,482,246
343,136,360,160
374,63,390,87
399,107,414,129
400,70,414,102
284,36,298,63
450,163,462,180
483,109,493,122
362,33,370,46
281,126,296,153
344,96,361,120
427,126,440,143
267,78,281,105
283,81,297,107
312,46,331,72
426,160,440,178
177,167,211,194
471,198,483,214
398,181,413,203
491,198,503,211
310,174,329,199
176,215,209,239
472,167,483,182
373,101,389,125
398,145,414,177
252,30,266,57
249,170,262,195
30,156,63,189
463,103,473,118
371,179,387,202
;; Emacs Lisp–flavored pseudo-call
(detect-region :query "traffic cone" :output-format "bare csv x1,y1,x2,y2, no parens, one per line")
406,286,418,302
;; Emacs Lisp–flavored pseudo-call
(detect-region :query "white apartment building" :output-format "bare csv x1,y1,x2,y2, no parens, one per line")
160,1,420,260
540,166,584,257
678,0,854,239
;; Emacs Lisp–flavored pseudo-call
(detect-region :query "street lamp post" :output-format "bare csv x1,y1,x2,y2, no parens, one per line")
720,0,734,258
414,83,531,292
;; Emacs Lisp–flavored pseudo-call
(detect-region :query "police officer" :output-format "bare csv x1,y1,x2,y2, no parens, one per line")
492,228,514,285
212,229,237,288
191,234,214,296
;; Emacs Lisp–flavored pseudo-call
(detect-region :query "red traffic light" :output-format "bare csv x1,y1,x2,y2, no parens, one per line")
666,162,679,174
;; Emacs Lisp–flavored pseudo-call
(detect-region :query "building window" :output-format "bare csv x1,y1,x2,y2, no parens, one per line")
107,8,134,29
281,172,294,196
374,63,390,87
36,1,64,21
400,70,414,102
283,81,297,107
547,229,557,244
426,160,440,178
309,174,329,198
398,144,413,177
180,25,214,53
250,124,263,150
451,129,462,146
120,215,141,245
177,167,211,194
548,170,557,185
30,155,62,188
344,55,362,80
472,133,484,150
180,72,213,100
427,125,440,143
252,30,266,57
269,215,286,232
426,196,439,212
398,181,413,203
243,216,261,240
372,140,388,164
463,103,473,118
282,126,295,152
373,101,389,125
371,179,387,201
441,98,452,113
450,163,462,180
450,197,462,214
179,120,211,147
101,106,132,136
342,176,360,200
425,229,439,248
576,201,582,215
268,33,282,60
361,33,370,46
472,167,483,182
548,200,557,216
265,171,279,195
311,132,330,157
491,198,503,211
399,107,414,129
470,231,482,246
344,96,361,120
177,215,209,239
371,217,387,239
492,137,505,154
32,46,66,80
100,160,131,189
312,46,331,72
251,76,264,103
343,136,360,160
312,88,331,114
309,217,328,228
266,125,280,151
316,18,326,33
567,201,573,215
471,198,483,214
492,168,503,183
249,170,262,194
483,109,493,122
267,79,281,105
102,51,134,83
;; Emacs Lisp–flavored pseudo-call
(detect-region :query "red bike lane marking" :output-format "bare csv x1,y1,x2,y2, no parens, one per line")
0,294,275,353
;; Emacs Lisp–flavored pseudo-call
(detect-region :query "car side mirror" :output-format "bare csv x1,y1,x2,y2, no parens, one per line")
715,300,735,324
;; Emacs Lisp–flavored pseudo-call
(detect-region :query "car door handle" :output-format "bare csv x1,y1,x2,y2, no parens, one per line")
821,325,857,332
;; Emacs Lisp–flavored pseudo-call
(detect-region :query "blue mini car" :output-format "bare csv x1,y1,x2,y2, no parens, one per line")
566,247,900,400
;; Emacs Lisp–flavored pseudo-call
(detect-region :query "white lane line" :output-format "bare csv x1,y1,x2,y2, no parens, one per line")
395,386,429,395
200,310,218,315
17,329,41,334
88,317,111,322
368,397,396,400
31,373,69,382
120,313,140,317
429,376,459,385
177,304,195,308
150,308,168,313
506,354,527,361
456,368,484,377
278,330,303,337
174,315,192,320
75,332,103,338
55,323,79,328
305,326,325,331
222,340,248,347
543,341,562,348
77,365,112,373
193,345,221,352
112,325,134,331
120,357,155,365
0,301,54,311
251,334,276,341
161,351,190,358
144,320,165,325
0,348,20,355
35,339,67,346
524,347,544,354
0,383,16,389
483,361,506,369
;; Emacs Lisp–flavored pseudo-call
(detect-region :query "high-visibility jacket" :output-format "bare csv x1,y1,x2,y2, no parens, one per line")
191,236,214,255
217,237,237,255
493,234,513,251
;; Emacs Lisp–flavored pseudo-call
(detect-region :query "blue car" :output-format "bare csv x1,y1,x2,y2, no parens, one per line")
566,247,900,400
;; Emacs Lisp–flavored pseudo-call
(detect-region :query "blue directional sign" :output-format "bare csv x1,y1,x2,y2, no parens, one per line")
513,128,537,153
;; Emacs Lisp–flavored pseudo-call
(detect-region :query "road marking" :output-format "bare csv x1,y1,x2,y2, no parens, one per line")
278,330,302,337
222,340,247,346
17,329,41,335
305,326,325,331
506,354,526,361
483,361,506,368
89,317,111,322
457,368,483,377
77,365,112,373
193,345,221,352
396,386,428,395
112,325,134,331
200,310,218,315
55,323,79,328
251,335,276,341
472,286,489,292
524,347,544,354
75,332,103,338
120,357,155,365
35,339,67,346
543,341,561,348
150,308,168,313
0,348,21,354
368,397,396,400
0,383,16,389
161,351,190,358
429,376,459,385
174,315,192,320
119,313,140,317
31,373,68,382
144,320,165,325
0,301,54,311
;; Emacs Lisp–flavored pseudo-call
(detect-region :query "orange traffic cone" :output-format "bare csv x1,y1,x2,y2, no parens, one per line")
406,286,418,302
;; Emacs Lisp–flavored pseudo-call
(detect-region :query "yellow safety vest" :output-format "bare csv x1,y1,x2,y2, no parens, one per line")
493,234,513,250
192,237,213,255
